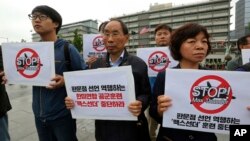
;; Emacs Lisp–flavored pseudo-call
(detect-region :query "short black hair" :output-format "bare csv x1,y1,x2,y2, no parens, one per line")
154,24,172,34
170,23,211,61
98,21,108,33
31,5,62,34
106,18,129,35
237,34,250,51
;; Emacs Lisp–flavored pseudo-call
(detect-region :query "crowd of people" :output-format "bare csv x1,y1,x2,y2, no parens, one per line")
1,5,250,141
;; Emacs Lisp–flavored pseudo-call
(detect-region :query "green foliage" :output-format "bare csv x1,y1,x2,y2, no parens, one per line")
58,34,63,39
72,29,83,52
21,39,26,42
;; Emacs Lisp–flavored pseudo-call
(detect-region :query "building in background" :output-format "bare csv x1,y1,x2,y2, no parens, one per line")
115,0,232,54
32,19,98,42
235,0,250,39
30,0,236,69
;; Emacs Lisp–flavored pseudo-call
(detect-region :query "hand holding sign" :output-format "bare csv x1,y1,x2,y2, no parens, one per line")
247,106,250,111
65,96,75,109
128,100,142,117
157,95,172,117
0,71,7,84
47,74,64,89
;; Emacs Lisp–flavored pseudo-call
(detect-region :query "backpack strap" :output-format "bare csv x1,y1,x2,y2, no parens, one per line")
64,42,72,71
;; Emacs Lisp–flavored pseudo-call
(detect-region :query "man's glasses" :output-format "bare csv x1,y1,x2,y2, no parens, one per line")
28,14,48,21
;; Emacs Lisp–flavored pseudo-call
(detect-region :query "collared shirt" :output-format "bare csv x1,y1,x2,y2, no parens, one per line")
109,50,124,67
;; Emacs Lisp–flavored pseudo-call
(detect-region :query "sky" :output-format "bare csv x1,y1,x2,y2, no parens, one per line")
0,0,238,44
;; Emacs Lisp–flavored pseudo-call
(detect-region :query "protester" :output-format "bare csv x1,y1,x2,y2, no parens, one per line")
98,21,108,34
154,24,172,47
0,47,11,141
236,62,250,71
29,5,86,141
148,23,172,141
149,23,217,141
235,58,250,111
65,18,151,141
226,34,250,70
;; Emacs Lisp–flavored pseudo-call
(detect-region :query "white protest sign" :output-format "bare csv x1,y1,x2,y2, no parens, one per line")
83,34,107,60
137,47,178,77
241,49,250,64
162,69,250,134
64,66,137,121
1,42,55,86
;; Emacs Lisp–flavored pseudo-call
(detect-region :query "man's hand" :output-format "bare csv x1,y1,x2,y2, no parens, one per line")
86,56,98,68
46,74,64,89
65,96,75,109
128,100,142,117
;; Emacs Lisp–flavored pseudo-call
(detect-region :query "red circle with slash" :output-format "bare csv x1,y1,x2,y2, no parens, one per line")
190,75,233,114
92,36,105,51
15,48,42,78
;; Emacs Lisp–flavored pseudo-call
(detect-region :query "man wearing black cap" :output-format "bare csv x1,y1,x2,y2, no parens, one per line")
28,5,86,141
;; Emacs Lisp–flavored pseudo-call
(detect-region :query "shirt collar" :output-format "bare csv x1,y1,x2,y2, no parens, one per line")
109,50,125,67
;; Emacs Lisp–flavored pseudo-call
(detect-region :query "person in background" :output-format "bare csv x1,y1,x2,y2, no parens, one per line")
226,34,250,70
154,24,172,47
98,21,108,34
29,5,86,141
149,23,217,141
234,55,250,112
65,18,151,141
148,23,172,141
85,21,108,68
235,61,250,71
0,46,12,141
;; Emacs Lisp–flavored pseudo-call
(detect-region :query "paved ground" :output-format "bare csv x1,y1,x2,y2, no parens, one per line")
6,85,229,141
6,85,95,141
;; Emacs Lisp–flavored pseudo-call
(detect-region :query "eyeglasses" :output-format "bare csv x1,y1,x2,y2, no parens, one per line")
28,14,48,21
103,32,123,38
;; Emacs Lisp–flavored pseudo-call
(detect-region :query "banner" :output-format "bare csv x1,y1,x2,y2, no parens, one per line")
162,69,250,134
83,34,107,60
1,42,55,86
64,66,137,120
137,47,178,77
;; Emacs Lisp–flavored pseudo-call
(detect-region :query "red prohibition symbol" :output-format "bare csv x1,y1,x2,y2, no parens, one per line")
190,75,233,114
15,48,42,78
148,51,170,72
92,36,105,51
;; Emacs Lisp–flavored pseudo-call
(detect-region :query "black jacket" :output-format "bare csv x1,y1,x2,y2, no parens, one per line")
0,47,11,117
92,49,151,141
236,62,250,71
149,64,217,141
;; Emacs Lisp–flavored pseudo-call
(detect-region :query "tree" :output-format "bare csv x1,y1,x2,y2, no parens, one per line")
72,29,83,52
21,39,26,42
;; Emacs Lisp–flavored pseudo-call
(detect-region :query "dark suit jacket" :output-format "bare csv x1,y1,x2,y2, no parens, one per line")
92,49,151,141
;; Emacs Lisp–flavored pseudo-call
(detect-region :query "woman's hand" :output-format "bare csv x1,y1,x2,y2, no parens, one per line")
157,95,172,117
